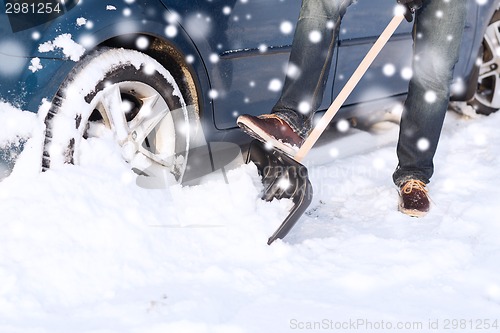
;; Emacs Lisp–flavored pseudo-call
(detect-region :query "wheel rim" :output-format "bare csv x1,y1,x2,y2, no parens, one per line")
476,20,500,109
88,81,184,181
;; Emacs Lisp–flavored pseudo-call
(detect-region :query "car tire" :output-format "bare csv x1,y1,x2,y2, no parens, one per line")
469,9,500,115
42,48,197,182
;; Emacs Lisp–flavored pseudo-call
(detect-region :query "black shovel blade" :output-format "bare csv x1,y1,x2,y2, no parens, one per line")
246,140,313,245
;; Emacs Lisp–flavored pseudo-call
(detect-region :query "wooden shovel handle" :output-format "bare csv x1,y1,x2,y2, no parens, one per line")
294,14,405,162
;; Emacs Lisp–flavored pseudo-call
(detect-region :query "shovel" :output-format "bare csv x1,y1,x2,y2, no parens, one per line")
247,15,405,244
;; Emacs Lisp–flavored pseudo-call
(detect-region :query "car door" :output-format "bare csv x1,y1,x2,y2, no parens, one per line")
205,0,411,129
333,0,414,107
189,0,305,130
161,0,306,130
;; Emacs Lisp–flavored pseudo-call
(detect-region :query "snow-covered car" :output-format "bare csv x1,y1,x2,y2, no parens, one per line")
0,0,499,182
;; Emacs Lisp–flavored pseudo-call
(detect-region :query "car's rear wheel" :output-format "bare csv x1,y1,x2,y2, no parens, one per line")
42,48,197,182
469,9,500,115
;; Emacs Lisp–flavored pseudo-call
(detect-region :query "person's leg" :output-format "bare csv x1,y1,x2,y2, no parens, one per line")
271,0,354,139
393,0,468,186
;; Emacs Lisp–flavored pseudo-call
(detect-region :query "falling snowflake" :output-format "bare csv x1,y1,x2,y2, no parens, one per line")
417,138,430,151
400,67,413,80
298,101,311,114
277,178,291,191
336,119,350,132
209,89,219,99
184,13,212,40
372,157,386,170
486,284,500,301
474,133,487,146
165,11,181,24
222,6,231,15
264,142,274,151
78,34,96,48
424,91,437,104
142,63,155,76
268,79,282,92
209,53,219,64
165,25,178,38
451,77,465,96
280,21,293,35
286,62,301,80
382,63,396,77
120,100,134,113
31,31,41,40
394,4,406,16
106,5,117,11
309,31,322,44
329,147,339,158
136,36,149,49
186,55,195,64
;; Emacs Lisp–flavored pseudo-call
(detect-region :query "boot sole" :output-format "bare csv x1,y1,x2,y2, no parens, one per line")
398,203,429,218
237,118,299,157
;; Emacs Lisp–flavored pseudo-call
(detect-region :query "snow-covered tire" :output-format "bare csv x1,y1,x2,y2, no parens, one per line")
469,9,500,115
42,48,196,182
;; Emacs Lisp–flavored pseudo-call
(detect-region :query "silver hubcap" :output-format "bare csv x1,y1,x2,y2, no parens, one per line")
89,81,182,180
477,20,500,109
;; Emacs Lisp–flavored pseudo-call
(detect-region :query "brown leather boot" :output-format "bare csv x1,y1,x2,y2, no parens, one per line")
237,114,303,156
398,179,430,217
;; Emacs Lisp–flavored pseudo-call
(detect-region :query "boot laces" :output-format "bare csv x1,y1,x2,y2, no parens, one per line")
401,179,428,195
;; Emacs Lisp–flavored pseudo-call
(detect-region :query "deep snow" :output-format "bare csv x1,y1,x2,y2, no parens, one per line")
1,101,500,333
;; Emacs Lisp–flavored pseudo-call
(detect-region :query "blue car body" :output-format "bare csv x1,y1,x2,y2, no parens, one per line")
0,0,498,143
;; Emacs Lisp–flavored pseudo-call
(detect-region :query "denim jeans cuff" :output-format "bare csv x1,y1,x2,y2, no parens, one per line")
271,109,311,139
393,174,430,188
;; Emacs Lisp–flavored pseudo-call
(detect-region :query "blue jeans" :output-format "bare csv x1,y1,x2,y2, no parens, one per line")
393,0,467,186
271,0,467,186
272,0,354,138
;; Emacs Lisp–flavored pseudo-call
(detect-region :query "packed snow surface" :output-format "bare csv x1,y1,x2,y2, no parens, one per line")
1,101,500,332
